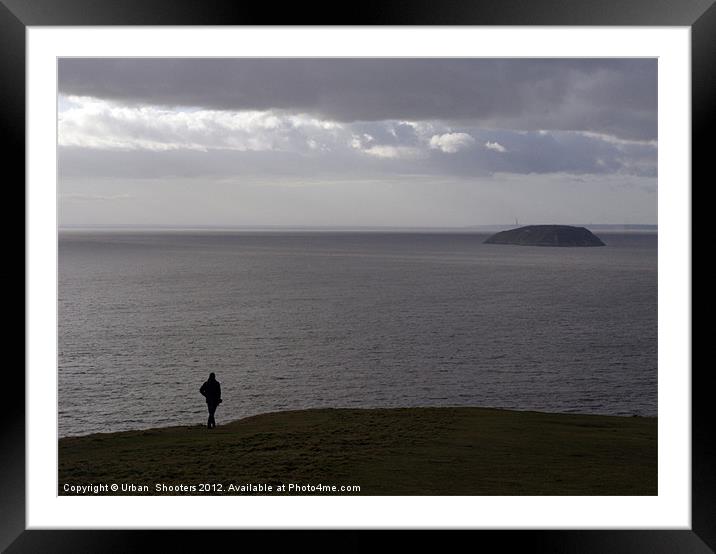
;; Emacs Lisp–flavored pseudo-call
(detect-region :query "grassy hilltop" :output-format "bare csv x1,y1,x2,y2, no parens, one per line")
59,407,657,495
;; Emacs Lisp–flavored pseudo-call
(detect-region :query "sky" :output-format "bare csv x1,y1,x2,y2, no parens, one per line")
58,58,657,227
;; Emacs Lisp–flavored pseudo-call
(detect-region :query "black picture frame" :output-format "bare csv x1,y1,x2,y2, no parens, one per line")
5,0,710,550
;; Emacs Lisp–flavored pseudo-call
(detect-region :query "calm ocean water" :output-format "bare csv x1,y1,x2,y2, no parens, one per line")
58,231,657,437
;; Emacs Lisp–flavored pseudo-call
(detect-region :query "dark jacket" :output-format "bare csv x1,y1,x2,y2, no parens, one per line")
200,379,222,405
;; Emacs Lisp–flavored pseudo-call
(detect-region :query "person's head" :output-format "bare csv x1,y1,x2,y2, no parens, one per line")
208,372,216,381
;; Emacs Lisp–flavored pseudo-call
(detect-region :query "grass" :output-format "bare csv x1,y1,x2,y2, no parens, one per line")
58,407,657,495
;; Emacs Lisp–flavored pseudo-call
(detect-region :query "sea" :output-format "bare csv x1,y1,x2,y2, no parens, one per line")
58,230,657,437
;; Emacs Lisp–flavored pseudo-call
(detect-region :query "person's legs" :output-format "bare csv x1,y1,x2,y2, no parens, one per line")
208,403,217,428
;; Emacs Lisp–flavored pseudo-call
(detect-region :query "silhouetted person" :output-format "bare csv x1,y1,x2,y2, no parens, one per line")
199,372,222,429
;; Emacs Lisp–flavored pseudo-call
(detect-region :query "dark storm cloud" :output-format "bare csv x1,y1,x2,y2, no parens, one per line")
58,58,657,140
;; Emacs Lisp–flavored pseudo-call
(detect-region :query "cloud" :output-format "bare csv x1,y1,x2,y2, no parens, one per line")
429,132,476,154
59,96,346,152
57,97,657,182
484,141,507,153
57,58,658,227
58,58,657,140
58,125,657,183
361,145,423,159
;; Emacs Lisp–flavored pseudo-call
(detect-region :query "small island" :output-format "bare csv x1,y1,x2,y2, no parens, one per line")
484,225,605,247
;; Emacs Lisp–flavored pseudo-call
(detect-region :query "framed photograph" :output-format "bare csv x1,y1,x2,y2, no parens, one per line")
7,0,709,550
